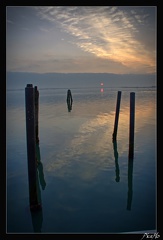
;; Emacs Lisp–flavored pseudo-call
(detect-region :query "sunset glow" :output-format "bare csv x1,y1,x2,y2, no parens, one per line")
6,6,156,74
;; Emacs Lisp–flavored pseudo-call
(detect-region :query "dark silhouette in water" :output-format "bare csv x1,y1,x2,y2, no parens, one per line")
31,206,43,233
67,89,73,112
30,143,46,232
127,159,134,211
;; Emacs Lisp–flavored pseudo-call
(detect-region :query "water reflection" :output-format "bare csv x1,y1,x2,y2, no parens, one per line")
127,159,134,211
30,143,46,232
100,88,104,93
67,101,73,112
40,88,155,182
113,140,120,182
31,207,43,233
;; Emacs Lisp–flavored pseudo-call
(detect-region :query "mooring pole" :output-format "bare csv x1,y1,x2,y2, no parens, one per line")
67,89,73,112
113,140,120,182
34,86,39,143
25,84,41,210
112,91,122,141
36,143,46,190
128,92,135,160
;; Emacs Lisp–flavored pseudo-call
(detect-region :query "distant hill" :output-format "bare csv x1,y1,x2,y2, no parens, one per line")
6,72,156,90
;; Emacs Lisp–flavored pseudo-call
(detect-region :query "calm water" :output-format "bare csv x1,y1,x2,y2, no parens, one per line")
6,86,156,233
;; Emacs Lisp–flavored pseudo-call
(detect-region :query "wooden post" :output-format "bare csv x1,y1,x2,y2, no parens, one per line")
127,159,133,210
128,92,135,160
34,86,39,143
25,84,41,211
36,143,46,190
67,89,73,112
112,91,122,141
31,163,43,232
113,140,120,182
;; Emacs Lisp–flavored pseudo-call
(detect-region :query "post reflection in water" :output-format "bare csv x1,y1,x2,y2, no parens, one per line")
31,143,46,233
113,140,120,182
67,100,73,112
127,159,134,211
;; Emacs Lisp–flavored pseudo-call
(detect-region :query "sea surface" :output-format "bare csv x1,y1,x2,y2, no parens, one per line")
6,86,157,233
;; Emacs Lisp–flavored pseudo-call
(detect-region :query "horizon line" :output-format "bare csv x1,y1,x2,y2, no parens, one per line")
6,71,156,75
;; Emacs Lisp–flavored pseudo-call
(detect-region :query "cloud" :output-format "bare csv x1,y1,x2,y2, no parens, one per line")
21,27,29,31
7,53,152,74
7,19,15,24
39,27,50,32
35,6,156,73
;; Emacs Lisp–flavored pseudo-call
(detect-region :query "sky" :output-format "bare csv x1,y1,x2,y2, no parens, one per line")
6,6,156,74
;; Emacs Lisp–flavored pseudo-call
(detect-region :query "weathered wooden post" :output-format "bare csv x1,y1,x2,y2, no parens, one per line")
67,89,73,112
30,143,44,232
34,86,39,143
127,92,135,210
128,92,135,160
113,140,120,182
36,143,46,190
25,84,41,211
112,91,122,141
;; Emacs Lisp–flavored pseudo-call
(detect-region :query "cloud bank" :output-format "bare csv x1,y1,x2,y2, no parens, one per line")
35,6,156,73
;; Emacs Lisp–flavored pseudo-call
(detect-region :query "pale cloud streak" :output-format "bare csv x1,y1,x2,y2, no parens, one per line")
7,19,15,24
35,6,156,73
7,55,134,73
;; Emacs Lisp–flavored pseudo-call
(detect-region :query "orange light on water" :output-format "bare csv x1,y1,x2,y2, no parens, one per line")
101,88,104,92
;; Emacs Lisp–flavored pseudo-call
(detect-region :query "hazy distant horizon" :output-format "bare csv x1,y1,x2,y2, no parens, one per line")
6,71,156,90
